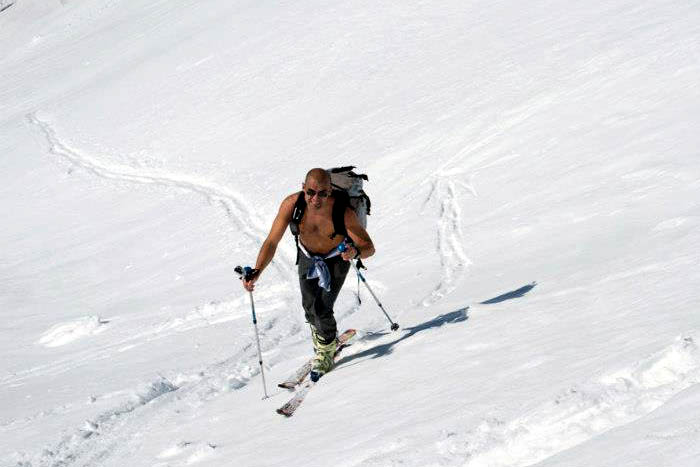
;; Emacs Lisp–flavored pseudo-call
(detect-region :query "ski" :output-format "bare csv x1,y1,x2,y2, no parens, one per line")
276,380,314,417
277,329,356,389
275,329,356,417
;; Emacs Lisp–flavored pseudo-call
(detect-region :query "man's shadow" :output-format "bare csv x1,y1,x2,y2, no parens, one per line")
336,282,536,367
336,307,469,366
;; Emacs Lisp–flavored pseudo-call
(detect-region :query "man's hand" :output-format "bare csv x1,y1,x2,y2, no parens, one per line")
241,269,260,292
340,244,359,262
343,208,375,260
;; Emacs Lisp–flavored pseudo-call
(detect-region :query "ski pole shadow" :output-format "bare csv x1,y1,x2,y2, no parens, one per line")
480,282,537,304
336,306,469,366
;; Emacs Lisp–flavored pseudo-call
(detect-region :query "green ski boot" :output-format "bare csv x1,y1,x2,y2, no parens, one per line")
310,327,337,382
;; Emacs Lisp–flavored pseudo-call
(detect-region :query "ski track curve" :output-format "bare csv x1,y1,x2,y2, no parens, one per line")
17,111,304,386
9,114,308,466
416,93,554,308
27,112,295,276
422,177,472,307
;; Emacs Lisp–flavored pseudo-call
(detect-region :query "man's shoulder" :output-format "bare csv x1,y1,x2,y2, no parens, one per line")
280,192,303,211
283,191,302,204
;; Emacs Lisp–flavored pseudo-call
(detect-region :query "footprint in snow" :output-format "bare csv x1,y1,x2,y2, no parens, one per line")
157,441,218,465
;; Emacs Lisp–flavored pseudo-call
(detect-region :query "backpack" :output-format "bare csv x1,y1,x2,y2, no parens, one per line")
328,166,371,228
289,166,371,263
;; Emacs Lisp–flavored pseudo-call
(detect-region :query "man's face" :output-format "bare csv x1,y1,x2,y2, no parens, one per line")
303,179,331,210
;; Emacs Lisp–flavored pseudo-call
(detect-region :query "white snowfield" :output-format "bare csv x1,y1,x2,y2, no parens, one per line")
1,0,699,466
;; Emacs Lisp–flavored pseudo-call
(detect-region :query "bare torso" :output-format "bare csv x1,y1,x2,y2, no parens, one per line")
295,192,345,255
241,185,374,292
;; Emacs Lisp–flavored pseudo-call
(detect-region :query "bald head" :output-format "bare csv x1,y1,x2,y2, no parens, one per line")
305,168,331,186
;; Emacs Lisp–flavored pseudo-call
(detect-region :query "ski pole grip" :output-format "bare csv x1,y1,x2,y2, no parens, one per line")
337,237,354,253
235,265,255,281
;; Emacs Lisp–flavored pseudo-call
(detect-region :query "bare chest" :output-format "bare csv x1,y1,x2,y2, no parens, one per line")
299,212,340,254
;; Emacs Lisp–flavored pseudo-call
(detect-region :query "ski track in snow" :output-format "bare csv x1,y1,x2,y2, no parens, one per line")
4,296,303,466
27,112,295,278
438,334,700,467
417,94,555,307
23,110,306,355
14,377,181,467
4,303,306,466
9,113,369,467
9,114,311,466
6,336,283,467
422,177,472,307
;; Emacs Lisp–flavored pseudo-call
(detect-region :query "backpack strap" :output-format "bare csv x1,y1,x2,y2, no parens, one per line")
360,191,371,215
289,191,306,264
330,190,350,239
290,190,350,260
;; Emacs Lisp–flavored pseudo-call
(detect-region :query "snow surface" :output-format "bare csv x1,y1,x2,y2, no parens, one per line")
2,0,700,466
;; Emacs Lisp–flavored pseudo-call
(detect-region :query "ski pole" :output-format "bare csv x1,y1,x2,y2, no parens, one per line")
338,242,400,331
234,265,269,399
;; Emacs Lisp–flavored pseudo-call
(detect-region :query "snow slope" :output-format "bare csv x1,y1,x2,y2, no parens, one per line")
1,0,699,466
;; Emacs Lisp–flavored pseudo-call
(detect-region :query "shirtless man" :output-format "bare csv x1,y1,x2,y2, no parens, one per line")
243,168,375,377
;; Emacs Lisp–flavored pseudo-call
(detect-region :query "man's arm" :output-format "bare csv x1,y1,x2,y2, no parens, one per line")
243,194,296,291
342,208,375,261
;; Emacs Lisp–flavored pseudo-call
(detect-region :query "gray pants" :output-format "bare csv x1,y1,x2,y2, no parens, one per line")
297,253,351,344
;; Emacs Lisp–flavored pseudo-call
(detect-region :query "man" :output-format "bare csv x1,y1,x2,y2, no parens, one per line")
243,168,375,377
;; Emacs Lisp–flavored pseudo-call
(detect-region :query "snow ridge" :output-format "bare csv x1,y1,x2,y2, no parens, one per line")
11,376,179,467
438,334,700,467
9,345,270,466
37,316,109,348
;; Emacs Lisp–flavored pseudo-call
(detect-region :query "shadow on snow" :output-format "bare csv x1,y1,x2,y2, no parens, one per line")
336,307,469,365
335,282,535,366
480,282,537,304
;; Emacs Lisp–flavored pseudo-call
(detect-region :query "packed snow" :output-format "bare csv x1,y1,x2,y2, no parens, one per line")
1,0,699,466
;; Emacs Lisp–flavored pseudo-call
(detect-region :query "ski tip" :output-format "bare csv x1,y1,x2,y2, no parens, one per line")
276,408,293,417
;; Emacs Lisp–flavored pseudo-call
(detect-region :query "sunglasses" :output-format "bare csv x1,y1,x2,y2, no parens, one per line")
305,188,330,198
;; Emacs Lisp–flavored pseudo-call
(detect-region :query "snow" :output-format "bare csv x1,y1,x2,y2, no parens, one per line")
1,0,700,466
37,316,109,348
